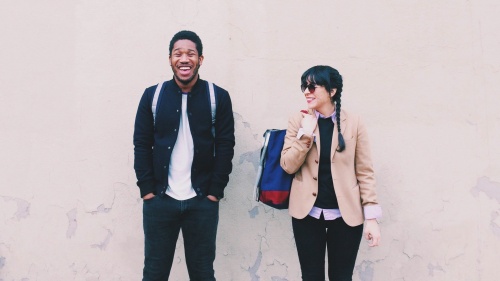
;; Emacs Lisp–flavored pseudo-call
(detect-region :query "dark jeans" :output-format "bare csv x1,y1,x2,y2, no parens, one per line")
142,194,219,281
292,215,363,281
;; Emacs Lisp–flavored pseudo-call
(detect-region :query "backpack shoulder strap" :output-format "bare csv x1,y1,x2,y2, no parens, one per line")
207,81,217,136
152,81,164,123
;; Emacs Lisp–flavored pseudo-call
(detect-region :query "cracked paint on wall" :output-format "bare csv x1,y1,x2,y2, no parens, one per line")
238,149,261,172
91,229,113,250
265,259,289,281
470,177,500,203
248,206,259,218
248,250,262,281
1,196,30,220
356,260,374,281
88,192,116,215
89,204,112,215
428,263,445,276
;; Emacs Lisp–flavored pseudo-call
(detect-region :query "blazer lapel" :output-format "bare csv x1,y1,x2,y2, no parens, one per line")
308,109,321,157
314,121,321,156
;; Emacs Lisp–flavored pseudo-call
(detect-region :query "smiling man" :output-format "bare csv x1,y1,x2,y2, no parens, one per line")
133,30,235,280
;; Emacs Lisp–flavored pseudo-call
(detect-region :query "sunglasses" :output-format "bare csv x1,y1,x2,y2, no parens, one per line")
301,83,319,93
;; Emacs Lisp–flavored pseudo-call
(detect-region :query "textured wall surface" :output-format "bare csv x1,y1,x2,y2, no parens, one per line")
1,1,499,280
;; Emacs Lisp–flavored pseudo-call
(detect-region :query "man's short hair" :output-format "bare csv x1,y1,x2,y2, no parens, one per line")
169,30,203,56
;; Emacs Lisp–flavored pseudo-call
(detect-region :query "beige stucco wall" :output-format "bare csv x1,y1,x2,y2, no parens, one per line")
1,1,499,280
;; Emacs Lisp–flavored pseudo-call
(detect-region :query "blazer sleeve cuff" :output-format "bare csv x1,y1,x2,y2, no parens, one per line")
208,185,225,200
138,181,156,198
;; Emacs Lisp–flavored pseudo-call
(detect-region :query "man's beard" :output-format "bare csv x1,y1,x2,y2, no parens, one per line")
173,65,200,85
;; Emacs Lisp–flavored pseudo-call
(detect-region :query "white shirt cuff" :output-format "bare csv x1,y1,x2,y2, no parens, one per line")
297,128,315,140
363,205,382,221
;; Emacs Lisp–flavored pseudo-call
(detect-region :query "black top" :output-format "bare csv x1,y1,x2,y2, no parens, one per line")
133,77,235,198
314,117,339,209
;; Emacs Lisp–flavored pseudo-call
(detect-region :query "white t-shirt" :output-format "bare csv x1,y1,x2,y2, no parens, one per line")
166,93,197,200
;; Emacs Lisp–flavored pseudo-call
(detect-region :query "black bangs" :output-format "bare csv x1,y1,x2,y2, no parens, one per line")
300,66,333,93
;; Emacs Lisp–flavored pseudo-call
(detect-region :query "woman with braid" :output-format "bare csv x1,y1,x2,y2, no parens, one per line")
280,65,382,281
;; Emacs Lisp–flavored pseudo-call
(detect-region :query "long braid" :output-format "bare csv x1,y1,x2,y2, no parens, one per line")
335,92,345,152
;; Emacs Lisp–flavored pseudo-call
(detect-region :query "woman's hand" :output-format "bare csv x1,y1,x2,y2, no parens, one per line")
301,113,317,135
364,219,381,247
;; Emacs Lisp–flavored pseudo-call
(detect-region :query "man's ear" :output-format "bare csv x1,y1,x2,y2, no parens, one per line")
198,55,204,66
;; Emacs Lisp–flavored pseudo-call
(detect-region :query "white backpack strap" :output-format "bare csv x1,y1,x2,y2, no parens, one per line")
152,81,163,123
208,82,216,137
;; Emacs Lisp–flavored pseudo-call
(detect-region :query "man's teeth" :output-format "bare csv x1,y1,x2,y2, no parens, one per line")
180,66,191,70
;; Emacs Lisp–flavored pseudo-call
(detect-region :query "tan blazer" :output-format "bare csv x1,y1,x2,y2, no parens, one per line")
280,109,379,226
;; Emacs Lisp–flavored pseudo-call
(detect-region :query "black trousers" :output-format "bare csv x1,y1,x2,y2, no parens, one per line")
292,215,363,281
142,195,219,281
